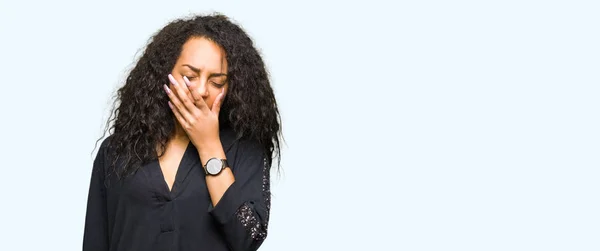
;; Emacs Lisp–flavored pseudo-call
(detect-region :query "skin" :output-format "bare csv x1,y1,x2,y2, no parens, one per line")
160,37,235,206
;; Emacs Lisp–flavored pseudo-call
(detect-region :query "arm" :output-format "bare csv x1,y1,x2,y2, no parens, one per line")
82,142,109,251
198,141,234,207
164,75,271,250
201,139,271,251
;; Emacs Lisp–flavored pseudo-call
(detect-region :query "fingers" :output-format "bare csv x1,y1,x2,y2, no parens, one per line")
212,88,226,114
183,76,210,112
168,101,187,127
166,74,225,125
168,74,197,114
164,80,193,124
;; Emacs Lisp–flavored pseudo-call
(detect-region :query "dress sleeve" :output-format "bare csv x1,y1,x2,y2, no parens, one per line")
83,140,109,251
209,139,271,251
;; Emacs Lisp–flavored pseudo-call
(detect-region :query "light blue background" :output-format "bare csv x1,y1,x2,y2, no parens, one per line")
0,0,598,250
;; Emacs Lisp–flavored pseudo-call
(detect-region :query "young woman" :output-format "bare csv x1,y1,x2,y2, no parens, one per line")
83,14,282,251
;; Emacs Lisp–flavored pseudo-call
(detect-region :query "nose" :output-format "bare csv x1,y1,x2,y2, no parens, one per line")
195,78,209,98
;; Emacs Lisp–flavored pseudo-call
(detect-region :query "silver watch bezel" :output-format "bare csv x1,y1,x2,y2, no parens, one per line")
205,158,225,175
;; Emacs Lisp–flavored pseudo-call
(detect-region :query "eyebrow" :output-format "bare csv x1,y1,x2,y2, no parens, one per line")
183,64,227,78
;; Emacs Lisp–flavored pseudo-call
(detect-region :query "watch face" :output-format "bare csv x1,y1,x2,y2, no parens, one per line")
206,158,222,175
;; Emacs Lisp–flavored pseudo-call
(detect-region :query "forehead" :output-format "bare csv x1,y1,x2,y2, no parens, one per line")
178,37,227,72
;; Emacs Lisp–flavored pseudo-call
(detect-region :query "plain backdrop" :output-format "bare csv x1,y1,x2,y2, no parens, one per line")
0,0,598,250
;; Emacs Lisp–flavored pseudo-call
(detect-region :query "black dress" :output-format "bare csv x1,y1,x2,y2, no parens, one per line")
83,128,271,251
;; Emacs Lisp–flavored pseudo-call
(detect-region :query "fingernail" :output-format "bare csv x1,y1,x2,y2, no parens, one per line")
183,76,191,87
168,101,173,109
168,74,177,86
163,84,171,94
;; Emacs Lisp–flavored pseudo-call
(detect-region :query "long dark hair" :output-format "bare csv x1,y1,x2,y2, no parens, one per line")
97,14,281,180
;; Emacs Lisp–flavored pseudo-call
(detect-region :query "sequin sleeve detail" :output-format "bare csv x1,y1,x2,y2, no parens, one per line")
235,156,270,241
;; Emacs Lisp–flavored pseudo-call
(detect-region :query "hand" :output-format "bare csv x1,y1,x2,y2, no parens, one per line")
164,74,225,150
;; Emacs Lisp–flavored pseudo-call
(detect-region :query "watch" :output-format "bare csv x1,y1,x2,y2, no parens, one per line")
203,158,229,176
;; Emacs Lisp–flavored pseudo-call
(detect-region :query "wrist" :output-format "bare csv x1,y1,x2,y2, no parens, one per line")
197,141,226,165
195,137,221,152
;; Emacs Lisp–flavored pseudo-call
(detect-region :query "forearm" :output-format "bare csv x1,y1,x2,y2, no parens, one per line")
197,141,235,207
205,138,271,251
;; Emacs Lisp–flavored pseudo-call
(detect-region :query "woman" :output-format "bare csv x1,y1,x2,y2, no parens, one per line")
83,14,281,251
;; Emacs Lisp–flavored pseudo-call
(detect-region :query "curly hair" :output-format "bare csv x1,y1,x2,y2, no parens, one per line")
96,14,282,180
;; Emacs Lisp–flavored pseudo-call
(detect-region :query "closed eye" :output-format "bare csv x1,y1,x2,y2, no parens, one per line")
212,81,225,88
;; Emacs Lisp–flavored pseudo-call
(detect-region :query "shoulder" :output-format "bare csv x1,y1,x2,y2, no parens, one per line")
94,134,118,166
220,127,265,161
98,134,115,155
219,126,238,152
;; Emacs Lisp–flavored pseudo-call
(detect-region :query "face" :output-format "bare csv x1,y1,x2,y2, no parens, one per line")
170,37,228,109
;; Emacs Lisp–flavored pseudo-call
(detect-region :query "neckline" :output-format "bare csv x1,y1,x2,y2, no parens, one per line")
157,141,194,195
